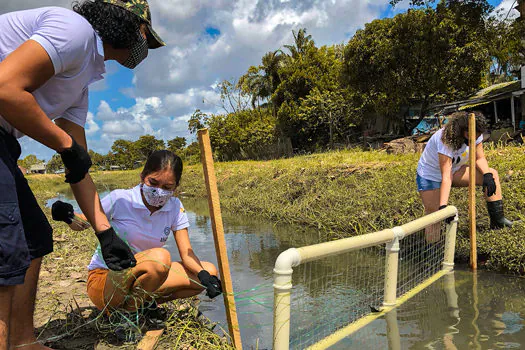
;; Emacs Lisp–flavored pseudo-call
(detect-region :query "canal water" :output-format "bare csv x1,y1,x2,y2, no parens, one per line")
46,194,525,349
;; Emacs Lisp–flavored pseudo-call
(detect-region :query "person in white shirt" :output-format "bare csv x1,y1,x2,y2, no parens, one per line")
0,0,165,348
53,151,221,319
417,111,513,242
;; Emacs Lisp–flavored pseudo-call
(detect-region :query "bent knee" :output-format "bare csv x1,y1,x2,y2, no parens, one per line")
138,248,171,275
201,261,218,276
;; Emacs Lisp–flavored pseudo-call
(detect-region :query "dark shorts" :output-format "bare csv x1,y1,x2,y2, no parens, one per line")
0,128,53,286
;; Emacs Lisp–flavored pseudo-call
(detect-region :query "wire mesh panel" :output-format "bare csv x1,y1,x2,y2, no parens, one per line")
397,223,447,298
272,206,458,350
288,247,386,349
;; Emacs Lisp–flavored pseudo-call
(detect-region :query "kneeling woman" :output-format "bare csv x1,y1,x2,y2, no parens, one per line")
53,150,221,311
417,111,513,239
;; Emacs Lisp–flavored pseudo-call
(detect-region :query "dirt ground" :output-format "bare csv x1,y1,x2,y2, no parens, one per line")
29,217,231,349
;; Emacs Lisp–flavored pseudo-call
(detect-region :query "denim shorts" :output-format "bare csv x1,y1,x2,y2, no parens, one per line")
0,128,53,286
416,173,441,191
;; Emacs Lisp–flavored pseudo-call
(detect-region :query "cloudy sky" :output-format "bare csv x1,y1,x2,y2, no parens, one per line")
1,0,512,160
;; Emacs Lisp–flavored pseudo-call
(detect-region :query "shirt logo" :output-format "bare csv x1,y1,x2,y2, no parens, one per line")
160,226,171,243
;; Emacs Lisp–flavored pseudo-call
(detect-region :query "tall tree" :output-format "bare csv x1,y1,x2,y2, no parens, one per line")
342,3,490,134
17,154,43,170
111,139,137,169
167,137,187,153
135,135,165,160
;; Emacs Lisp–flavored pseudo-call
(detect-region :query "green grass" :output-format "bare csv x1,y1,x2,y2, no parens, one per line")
29,146,525,276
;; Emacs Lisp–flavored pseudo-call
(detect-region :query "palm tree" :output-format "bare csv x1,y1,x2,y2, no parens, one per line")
284,28,314,59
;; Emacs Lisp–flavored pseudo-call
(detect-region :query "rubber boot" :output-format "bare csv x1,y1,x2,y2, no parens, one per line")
486,200,513,229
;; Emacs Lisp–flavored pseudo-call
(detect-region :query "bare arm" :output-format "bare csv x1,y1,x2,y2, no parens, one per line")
475,142,490,174
0,40,72,151
174,228,205,275
55,118,110,233
439,153,453,207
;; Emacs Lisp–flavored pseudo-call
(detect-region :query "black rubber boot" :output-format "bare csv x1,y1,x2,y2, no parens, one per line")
487,200,513,229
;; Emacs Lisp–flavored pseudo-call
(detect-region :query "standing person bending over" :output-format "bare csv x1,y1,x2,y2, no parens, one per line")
0,0,165,348
417,111,513,242
53,151,222,316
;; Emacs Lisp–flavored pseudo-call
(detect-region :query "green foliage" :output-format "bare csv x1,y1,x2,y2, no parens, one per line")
111,139,138,169
342,3,490,133
205,109,278,161
18,154,43,170
188,109,208,135
168,137,187,153
134,135,165,160
296,87,359,149
45,154,63,173
179,146,525,275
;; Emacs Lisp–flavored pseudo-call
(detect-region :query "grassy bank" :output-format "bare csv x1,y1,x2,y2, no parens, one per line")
29,145,525,276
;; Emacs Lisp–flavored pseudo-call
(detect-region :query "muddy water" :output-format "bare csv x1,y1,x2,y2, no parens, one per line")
46,195,525,349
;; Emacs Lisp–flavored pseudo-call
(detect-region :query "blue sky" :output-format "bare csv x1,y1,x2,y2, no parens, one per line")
1,0,513,161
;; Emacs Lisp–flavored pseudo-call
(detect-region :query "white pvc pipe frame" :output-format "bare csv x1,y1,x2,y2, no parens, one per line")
272,205,458,350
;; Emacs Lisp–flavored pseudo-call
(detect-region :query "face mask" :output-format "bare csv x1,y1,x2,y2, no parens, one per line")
121,33,149,69
141,183,173,207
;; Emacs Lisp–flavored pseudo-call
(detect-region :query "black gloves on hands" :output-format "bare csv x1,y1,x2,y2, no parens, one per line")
58,136,92,184
51,200,75,224
439,205,454,224
96,227,136,271
483,173,497,197
198,270,223,299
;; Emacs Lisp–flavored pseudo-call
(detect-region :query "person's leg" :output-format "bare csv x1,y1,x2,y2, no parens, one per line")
451,166,501,200
8,259,51,350
452,166,512,228
0,130,31,350
0,286,14,350
103,248,171,311
419,189,441,242
154,261,218,303
8,166,53,350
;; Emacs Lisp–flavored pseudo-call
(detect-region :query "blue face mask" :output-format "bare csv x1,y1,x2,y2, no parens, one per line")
141,183,173,207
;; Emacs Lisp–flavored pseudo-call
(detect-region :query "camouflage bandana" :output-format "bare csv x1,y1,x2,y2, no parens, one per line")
102,0,165,49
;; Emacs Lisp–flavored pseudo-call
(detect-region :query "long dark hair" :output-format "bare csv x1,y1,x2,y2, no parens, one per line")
73,0,144,49
441,111,488,150
141,150,183,187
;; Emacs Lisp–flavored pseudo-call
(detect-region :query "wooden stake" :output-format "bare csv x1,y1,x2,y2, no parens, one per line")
137,329,164,350
197,129,243,349
468,113,477,270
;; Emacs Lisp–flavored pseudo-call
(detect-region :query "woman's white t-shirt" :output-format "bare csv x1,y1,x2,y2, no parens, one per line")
88,185,190,270
417,128,483,182
0,7,106,138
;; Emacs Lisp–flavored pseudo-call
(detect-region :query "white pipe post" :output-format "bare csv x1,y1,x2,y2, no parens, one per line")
442,208,458,272
273,248,301,350
383,227,403,306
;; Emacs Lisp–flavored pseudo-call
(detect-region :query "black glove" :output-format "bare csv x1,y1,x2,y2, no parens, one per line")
51,200,75,224
439,205,454,224
483,173,497,197
197,270,222,299
58,136,92,184
96,227,136,271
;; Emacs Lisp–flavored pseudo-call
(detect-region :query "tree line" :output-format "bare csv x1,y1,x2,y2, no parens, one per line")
189,0,525,160
20,135,198,174
20,0,525,167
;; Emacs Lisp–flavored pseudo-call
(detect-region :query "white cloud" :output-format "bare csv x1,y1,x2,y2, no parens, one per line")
8,0,424,158
85,112,100,136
